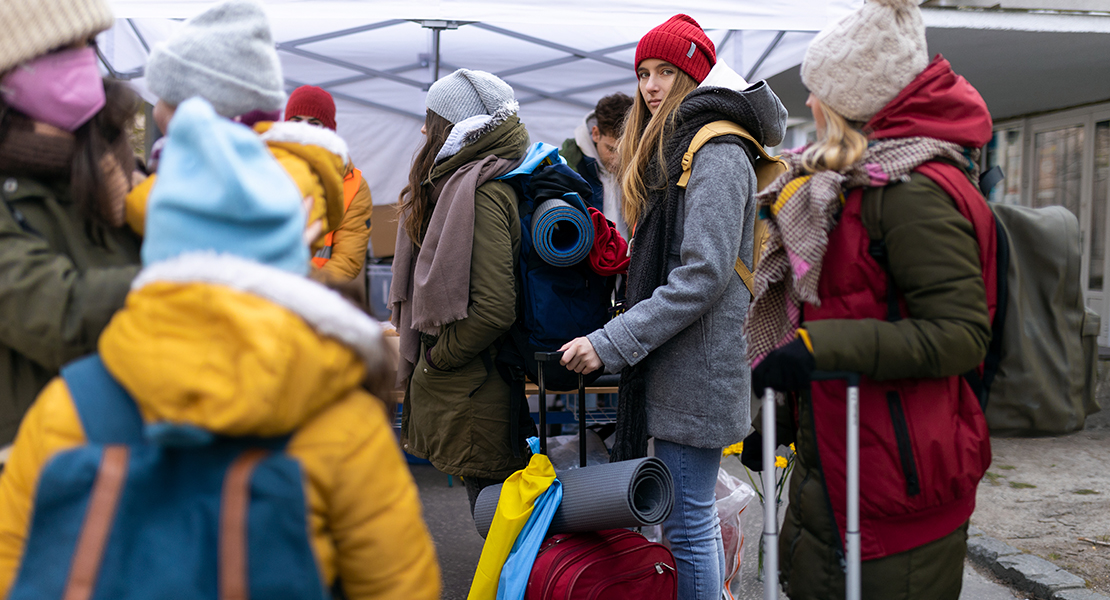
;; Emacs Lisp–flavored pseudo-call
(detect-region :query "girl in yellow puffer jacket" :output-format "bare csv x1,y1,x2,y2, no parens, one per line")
0,97,440,600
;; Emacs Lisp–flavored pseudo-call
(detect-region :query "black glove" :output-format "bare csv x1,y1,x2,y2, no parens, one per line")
739,421,797,472
752,337,815,393
739,430,765,472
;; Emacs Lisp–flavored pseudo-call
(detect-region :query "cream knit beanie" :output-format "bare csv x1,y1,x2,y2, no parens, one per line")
801,0,928,122
146,0,285,118
0,0,114,74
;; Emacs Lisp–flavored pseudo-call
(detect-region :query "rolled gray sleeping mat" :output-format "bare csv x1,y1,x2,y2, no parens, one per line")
473,456,674,539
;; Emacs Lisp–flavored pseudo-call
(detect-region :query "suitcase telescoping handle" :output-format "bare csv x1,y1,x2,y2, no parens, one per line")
761,371,861,600
534,352,588,466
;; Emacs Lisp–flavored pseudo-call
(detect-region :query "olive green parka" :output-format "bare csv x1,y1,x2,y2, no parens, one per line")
0,175,140,444
400,116,530,479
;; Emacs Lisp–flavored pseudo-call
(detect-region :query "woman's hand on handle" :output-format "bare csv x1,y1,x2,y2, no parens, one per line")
559,337,602,374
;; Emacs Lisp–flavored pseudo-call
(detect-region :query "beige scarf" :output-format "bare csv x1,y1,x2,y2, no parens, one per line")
390,154,520,383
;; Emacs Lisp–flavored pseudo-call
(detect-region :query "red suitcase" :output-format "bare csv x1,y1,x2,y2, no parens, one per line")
526,352,677,600
525,529,675,600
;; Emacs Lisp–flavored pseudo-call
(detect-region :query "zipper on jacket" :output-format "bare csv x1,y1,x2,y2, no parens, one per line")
886,391,921,497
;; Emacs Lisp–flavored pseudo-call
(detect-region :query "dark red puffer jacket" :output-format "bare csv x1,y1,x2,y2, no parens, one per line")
805,55,997,560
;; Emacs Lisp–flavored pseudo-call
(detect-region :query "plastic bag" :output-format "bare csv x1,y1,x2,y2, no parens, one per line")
717,467,756,599
546,429,610,472
641,466,756,583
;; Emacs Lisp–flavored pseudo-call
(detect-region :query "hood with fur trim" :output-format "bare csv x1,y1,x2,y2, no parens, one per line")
98,253,386,438
434,100,520,164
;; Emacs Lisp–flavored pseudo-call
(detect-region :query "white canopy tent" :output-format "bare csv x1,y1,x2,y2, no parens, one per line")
98,0,860,207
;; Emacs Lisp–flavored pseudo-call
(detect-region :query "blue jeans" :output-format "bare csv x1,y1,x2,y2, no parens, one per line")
655,439,726,600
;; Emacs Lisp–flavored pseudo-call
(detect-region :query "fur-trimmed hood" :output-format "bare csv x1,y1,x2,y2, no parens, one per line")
434,100,519,164
428,113,530,184
97,252,386,438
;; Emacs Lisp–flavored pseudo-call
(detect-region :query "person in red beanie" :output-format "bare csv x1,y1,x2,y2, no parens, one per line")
559,13,787,600
285,85,374,281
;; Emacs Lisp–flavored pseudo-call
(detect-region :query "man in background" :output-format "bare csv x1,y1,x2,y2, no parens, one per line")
560,92,633,240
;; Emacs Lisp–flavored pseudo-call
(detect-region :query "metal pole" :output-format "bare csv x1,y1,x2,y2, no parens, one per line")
846,377,861,600
537,354,547,455
432,28,441,82
578,372,587,468
762,387,778,600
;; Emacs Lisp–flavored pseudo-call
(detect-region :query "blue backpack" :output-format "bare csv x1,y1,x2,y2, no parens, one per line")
493,143,615,455
8,355,327,600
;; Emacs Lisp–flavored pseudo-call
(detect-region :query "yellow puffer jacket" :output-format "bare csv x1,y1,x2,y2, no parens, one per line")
315,164,373,281
126,121,349,253
0,253,440,600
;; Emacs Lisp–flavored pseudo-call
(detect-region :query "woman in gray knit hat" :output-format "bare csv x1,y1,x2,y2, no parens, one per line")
746,0,995,597
391,68,531,512
0,0,144,443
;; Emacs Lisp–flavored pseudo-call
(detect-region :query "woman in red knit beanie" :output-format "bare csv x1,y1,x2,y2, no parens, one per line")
560,13,788,600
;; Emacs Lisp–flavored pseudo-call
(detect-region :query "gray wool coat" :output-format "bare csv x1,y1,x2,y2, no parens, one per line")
588,71,787,449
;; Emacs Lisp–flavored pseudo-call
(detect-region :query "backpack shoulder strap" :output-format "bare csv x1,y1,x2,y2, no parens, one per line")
677,121,784,298
60,354,144,445
677,120,788,189
733,216,768,299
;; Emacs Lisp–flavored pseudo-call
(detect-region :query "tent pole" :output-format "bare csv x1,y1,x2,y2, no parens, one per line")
433,28,441,81
745,31,786,82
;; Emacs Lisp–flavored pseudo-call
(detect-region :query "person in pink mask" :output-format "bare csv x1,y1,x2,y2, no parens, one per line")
0,0,144,444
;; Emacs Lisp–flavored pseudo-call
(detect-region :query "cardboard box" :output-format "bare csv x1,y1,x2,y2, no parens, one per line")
369,202,399,258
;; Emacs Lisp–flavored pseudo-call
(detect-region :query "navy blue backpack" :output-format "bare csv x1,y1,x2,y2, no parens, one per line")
493,143,615,455
8,355,327,600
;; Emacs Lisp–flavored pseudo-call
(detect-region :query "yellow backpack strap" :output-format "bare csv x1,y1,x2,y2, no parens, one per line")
734,258,755,298
734,216,768,299
678,120,788,189
678,120,782,300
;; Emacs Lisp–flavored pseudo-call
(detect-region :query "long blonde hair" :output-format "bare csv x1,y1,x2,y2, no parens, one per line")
618,71,699,228
801,98,868,173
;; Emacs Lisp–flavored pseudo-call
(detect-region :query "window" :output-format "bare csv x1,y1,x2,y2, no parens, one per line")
1032,126,1084,218
985,128,1022,205
1092,121,1110,291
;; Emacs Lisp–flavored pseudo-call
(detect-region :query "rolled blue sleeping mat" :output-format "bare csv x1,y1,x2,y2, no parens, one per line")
473,456,674,539
531,195,594,267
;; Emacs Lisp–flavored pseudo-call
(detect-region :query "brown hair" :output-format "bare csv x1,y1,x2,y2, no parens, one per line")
594,92,633,138
0,77,140,227
801,97,868,174
398,110,453,246
617,70,698,228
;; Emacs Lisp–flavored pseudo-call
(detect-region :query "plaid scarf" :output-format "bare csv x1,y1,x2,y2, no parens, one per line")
745,136,979,365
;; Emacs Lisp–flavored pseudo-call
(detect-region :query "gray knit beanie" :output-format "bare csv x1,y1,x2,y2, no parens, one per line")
145,0,285,118
0,0,114,74
425,69,517,124
801,0,928,122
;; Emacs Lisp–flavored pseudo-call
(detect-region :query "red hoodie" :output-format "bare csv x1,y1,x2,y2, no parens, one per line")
867,55,993,147
805,55,996,561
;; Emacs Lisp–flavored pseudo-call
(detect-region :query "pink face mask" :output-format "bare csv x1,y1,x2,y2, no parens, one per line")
0,46,106,132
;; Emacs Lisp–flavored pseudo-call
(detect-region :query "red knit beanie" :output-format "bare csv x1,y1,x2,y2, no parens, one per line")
635,14,716,83
284,85,337,131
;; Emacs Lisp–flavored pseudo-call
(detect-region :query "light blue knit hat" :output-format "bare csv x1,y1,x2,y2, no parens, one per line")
142,97,309,274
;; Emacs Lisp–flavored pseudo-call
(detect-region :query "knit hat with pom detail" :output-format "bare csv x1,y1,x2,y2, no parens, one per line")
284,85,337,131
0,0,114,74
801,0,928,122
635,14,716,83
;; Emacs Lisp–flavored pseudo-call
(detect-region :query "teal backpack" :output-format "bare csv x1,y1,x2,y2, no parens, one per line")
8,355,327,600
